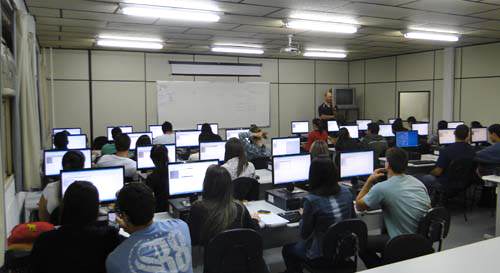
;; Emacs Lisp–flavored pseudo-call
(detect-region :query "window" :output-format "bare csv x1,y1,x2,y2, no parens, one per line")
1,95,14,181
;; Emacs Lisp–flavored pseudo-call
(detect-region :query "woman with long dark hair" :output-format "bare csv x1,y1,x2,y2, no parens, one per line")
222,138,256,180
199,123,222,143
335,127,361,152
304,118,329,152
145,145,170,212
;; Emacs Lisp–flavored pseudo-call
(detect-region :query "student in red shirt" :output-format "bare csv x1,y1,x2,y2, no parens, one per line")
304,118,329,152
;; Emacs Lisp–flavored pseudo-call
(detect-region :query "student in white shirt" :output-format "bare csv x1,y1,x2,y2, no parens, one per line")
38,150,86,223
222,138,255,181
153,121,175,145
97,134,137,178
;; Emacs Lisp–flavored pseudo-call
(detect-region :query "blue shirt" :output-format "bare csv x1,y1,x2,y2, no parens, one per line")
364,175,430,238
238,132,271,161
476,143,500,164
436,142,475,183
106,220,193,273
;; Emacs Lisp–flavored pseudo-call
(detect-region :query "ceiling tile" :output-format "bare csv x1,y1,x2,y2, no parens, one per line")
36,16,107,27
155,20,239,30
105,22,188,33
29,7,60,17
63,10,157,24
469,8,500,19
185,29,257,38
27,0,118,13
465,20,500,30
217,2,282,16
36,24,61,31
401,0,498,16
219,15,283,27
350,0,416,5
331,3,424,19
241,0,349,11
357,17,408,28
231,25,303,34
405,12,485,25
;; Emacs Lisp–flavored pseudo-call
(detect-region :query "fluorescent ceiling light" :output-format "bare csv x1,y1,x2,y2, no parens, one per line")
409,26,459,34
213,43,263,48
306,48,346,53
211,46,264,55
97,39,164,49
122,0,220,11
122,6,220,22
286,19,358,34
304,51,347,58
290,12,358,25
98,34,162,42
404,31,459,42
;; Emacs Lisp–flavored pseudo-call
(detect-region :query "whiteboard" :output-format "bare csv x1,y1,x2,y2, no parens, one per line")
157,81,270,129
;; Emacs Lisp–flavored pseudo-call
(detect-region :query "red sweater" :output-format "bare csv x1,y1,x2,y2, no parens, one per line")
304,130,329,151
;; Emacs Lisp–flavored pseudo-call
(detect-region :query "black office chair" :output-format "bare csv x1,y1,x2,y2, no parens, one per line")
204,228,269,273
233,177,260,201
3,249,31,273
251,157,269,170
302,219,368,273
382,234,434,265
417,207,451,251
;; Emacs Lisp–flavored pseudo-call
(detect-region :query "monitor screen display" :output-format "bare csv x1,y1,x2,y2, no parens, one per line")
396,131,419,148
356,120,372,131
61,167,124,203
411,123,429,136
438,129,456,145
200,141,226,161
272,154,311,185
52,128,82,135
379,124,395,137
44,149,91,177
291,121,309,134
448,122,464,129
340,125,359,139
471,127,488,143
340,151,374,178
127,132,153,150
107,126,133,141
197,123,218,134
175,130,201,148
136,145,177,170
225,128,249,140
272,137,301,156
168,160,219,196
149,125,164,139
53,134,87,149
327,120,339,132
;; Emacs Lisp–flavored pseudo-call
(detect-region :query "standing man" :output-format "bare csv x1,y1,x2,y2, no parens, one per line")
318,89,336,121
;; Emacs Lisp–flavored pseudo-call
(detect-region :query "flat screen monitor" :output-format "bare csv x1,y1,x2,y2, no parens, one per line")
272,137,301,156
340,125,359,139
291,121,309,134
448,121,464,129
272,154,311,185
136,145,177,170
396,131,419,148
197,123,218,134
53,134,87,149
471,127,488,143
107,126,133,141
168,160,219,196
149,125,164,139
175,130,201,148
389,118,396,124
225,128,249,140
52,128,82,135
411,123,429,136
200,141,226,162
379,124,395,137
44,149,91,177
438,129,456,145
327,120,339,132
126,132,153,150
356,120,372,131
340,151,374,178
61,167,124,203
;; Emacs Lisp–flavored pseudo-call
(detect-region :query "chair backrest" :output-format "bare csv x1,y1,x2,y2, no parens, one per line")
322,219,368,264
383,234,434,265
251,157,269,170
204,228,268,273
417,207,451,243
447,158,475,189
367,140,388,159
233,177,260,201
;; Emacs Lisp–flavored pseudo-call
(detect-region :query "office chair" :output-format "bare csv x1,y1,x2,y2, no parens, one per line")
417,207,451,251
251,157,269,170
302,219,368,273
3,249,31,273
382,234,434,265
233,177,260,201
204,228,269,273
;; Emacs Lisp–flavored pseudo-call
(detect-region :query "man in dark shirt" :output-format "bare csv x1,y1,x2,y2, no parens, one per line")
318,89,336,120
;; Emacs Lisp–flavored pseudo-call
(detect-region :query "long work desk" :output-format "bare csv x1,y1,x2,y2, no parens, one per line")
482,175,500,236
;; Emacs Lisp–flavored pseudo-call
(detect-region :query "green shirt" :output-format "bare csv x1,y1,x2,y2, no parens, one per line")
363,174,430,238
101,143,116,155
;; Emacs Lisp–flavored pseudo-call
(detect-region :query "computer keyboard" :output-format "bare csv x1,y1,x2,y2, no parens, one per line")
409,160,435,165
278,211,302,223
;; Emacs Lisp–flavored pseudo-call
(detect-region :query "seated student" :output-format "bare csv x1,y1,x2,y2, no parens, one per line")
304,118,329,152
132,134,152,161
239,125,271,161
475,124,500,173
418,125,475,191
153,121,175,145
38,150,86,224
145,145,170,212
101,127,122,156
471,120,483,128
222,138,256,180
406,116,417,127
428,120,448,146
53,131,69,150
199,123,222,143
282,158,355,273
107,183,193,273
362,123,388,159
188,165,259,246
356,148,431,269
97,134,137,178
309,140,330,160
334,128,362,152
31,181,121,273
391,118,408,134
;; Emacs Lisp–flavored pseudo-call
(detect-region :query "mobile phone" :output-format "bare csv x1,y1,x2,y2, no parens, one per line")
108,212,117,223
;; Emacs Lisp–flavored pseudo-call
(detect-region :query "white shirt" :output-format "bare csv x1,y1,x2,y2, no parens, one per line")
42,181,60,214
222,157,256,181
153,133,175,145
97,154,137,178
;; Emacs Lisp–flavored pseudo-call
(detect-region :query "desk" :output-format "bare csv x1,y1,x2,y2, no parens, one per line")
482,175,500,236
379,155,437,168
360,237,500,273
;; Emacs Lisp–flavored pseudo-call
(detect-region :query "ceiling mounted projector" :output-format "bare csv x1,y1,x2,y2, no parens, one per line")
280,34,302,56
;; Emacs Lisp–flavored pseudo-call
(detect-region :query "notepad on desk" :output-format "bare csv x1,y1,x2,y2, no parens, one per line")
259,213,289,228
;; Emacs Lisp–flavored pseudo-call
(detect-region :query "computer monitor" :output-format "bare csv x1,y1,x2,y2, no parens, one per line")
168,160,219,196
225,128,249,140
136,145,176,170
200,141,226,162
126,132,153,150
272,154,311,185
44,149,91,177
356,120,372,131
438,129,456,145
411,123,429,136
175,130,201,148
340,125,359,139
52,128,82,135
107,126,133,141
327,120,339,132
388,118,396,124
61,167,124,203
471,127,488,143
149,125,164,139
379,124,395,137
271,137,301,156
291,121,309,134
197,123,218,134
396,131,419,148
53,134,87,149
448,121,464,129
339,151,374,179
